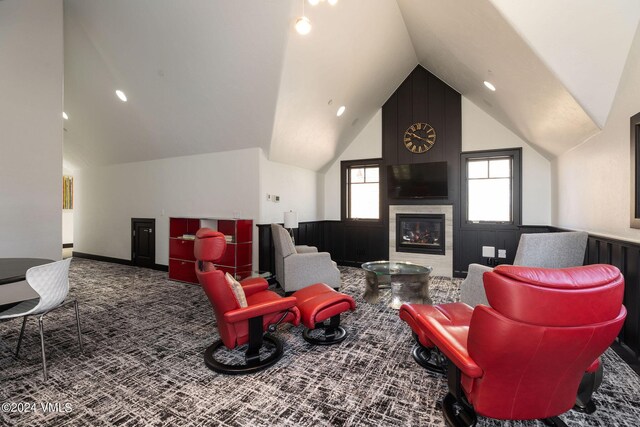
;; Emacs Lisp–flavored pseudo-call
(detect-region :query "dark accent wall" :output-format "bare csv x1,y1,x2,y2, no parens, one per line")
580,232,640,370
257,222,552,273
383,66,462,170
257,221,386,272
381,65,462,267
457,225,552,271
382,66,461,206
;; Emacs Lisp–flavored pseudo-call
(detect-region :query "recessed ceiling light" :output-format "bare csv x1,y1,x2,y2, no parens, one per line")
308,0,320,5
337,106,346,117
115,89,128,102
62,112,69,120
328,0,338,5
295,16,311,35
483,81,496,91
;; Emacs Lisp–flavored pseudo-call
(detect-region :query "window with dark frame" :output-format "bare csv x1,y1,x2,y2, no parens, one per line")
461,148,522,227
341,159,381,221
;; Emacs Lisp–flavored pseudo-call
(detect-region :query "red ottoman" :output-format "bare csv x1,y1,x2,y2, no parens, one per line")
292,283,356,345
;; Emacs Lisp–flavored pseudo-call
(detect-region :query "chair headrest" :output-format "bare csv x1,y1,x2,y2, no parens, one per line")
484,264,624,326
493,264,620,289
194,228,226,262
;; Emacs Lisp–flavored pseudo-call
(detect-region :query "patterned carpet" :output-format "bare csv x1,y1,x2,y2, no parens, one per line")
1,259,639,426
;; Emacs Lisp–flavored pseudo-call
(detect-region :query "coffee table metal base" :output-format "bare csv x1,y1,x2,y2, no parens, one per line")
362,261,432,309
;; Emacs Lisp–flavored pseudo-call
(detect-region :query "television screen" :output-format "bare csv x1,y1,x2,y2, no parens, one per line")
387,162,448,199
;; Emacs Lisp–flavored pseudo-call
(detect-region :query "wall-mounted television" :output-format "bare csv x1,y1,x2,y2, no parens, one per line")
387,161,448,199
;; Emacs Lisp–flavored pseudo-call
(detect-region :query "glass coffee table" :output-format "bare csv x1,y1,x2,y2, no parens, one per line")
361,261,433,309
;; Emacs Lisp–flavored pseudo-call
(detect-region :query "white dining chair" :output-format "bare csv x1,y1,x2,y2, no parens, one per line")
0,258,83,381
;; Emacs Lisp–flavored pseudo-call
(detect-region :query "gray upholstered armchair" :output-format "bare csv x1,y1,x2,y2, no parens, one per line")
270,223,340,293
459,231,588,307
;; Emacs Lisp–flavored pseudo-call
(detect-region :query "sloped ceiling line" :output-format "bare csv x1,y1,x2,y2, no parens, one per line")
63,0,640,171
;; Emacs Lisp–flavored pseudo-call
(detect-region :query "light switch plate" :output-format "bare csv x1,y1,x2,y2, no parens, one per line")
498,249,507,258
482,246,496,258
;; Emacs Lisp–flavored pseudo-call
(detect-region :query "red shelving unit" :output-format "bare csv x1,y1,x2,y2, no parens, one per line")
168,217,253,284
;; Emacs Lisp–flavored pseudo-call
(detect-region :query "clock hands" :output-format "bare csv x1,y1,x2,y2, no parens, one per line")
410,133,432,143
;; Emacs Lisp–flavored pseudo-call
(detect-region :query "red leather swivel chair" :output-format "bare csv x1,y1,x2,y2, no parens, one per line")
400,264,626,426
194,228,300,374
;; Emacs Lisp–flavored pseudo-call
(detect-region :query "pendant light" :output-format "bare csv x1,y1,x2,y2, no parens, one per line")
295,0,312,35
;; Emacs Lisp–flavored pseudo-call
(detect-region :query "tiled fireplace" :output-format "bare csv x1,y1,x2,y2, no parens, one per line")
390,205,453,277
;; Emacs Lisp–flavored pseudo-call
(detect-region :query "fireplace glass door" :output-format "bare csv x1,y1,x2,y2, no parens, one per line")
396,214,445,255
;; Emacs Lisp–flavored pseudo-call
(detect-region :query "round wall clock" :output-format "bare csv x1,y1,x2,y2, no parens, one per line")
403,122,436,153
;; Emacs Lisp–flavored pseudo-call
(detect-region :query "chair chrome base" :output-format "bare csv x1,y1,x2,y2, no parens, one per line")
442,393,478,427
303,326,347,345
573,364,603,414
15,299,83,381
203,334,283,375
411,343,447,374
541,417,569,427
302,314,347,345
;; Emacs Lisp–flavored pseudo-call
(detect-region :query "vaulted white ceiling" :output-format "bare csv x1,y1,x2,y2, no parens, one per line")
489,0,640,129
269,0,416,171
63,0,291,169
63,0,640,171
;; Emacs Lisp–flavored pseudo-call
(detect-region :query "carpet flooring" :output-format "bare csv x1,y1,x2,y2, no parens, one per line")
1,259,639,426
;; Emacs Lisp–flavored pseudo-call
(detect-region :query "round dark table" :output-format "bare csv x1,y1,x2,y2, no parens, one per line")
0,258,53,285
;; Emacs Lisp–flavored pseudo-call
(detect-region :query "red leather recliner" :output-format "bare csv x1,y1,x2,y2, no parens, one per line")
400,264,626,426
194,228,300,374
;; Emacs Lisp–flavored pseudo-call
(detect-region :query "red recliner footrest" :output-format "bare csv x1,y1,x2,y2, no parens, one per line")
400,302,474,348
292,283,356,329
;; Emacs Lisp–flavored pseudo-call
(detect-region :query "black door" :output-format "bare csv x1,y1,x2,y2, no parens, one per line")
131,218,155,269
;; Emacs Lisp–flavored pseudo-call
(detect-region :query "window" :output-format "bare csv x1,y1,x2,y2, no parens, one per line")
467,157,511,222
461,148,521,226
341,159,381,220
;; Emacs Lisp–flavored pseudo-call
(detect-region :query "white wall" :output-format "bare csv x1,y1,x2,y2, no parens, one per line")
0,0,63,260
461,98,552,225
258,150,320,224
62,211,74,244
554,25,640,241
323,110,383,219
74,148,261,266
